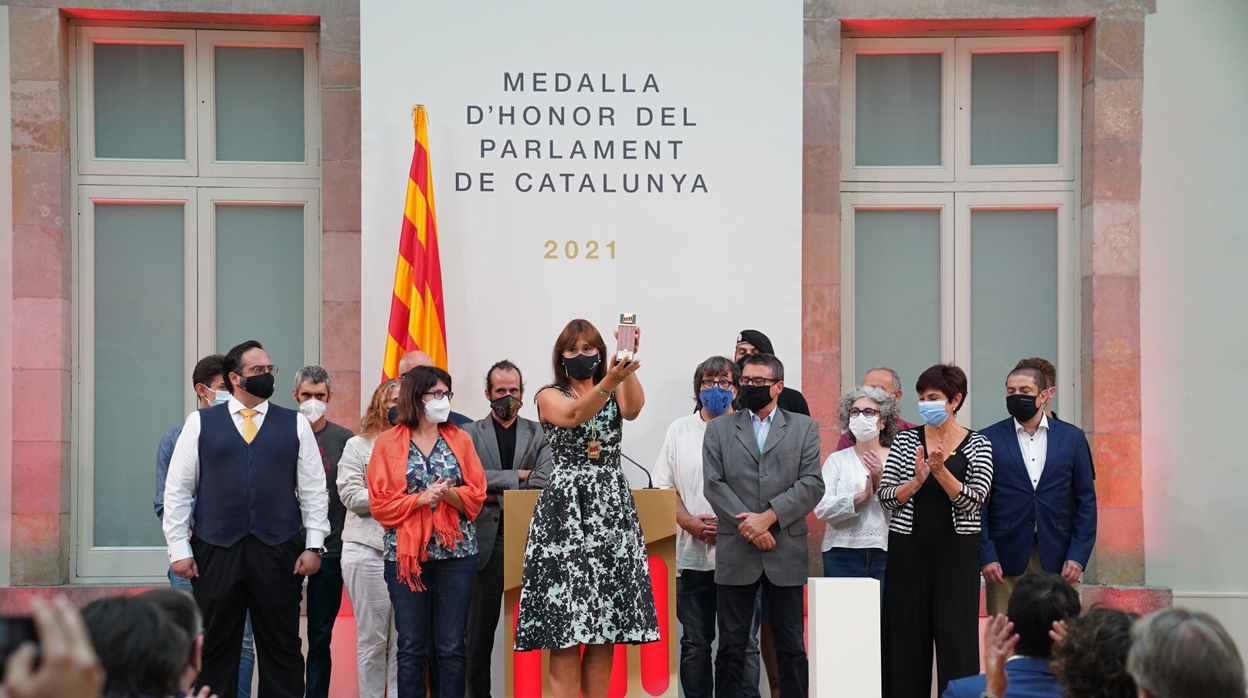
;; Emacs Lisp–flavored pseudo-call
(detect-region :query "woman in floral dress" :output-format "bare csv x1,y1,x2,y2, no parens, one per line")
514,318,659,698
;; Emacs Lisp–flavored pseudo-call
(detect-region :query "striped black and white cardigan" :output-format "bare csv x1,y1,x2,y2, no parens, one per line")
877,427,993,535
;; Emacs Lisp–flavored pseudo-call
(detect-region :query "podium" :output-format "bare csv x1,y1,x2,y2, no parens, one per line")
808,577,883,698
503,488,678,698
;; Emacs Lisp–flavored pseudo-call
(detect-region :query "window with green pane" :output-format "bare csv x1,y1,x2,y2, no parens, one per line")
93,203,185,547
970,52,1060,166
215,205,306,409
93,43,186,160
969,209,1059,428
855,209,943,425
215,46,306,162
855,53,943,167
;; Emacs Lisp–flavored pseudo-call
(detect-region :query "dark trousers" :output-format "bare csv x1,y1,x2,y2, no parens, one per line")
305,556,343,698
715,574,807,698
191,535,305,698
677,570,717,698
465,536,504,698
882,528,980,698
385,555,478,698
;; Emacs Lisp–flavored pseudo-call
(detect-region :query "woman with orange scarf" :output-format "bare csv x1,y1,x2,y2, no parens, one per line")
367,366,486,698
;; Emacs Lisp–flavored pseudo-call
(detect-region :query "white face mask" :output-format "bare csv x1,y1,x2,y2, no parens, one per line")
210,390,231,407
849,413,881,443
424,396,451,424
298,399,327,423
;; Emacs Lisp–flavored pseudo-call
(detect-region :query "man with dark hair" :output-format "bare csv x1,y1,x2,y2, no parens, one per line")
462,360,553,698
980,366,1097,616
734,330,809,416
163,339,330,698
1013,358,1057,418
943,572,1080,698
291,364,355,698
704,353,824,698
656,356,763,698
152,354,257,698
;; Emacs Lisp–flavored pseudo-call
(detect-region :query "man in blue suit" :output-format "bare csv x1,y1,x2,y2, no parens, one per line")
980,365,1097,616
943,573,1080,698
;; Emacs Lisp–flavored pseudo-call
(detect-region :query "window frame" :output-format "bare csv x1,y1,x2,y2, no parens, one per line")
840,38,957,182
954,35,1076,183
73,185,200,581
839,192,956,394
195,30,321,179
75,26,200,177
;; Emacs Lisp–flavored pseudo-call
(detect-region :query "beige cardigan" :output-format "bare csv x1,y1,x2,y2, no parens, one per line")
336,434,384,551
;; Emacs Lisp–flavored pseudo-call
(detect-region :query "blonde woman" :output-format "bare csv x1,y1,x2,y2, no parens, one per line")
337,379,401,698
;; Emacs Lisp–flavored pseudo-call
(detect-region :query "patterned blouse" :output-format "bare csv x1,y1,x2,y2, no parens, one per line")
382,437,479,561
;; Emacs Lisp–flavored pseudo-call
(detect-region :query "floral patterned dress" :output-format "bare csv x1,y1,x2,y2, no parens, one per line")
513,387,660,651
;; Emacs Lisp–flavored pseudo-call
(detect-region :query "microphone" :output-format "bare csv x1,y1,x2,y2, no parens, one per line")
620,453,656,489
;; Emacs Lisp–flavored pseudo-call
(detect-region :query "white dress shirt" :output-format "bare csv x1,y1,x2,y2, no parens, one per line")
1015,413,1050,489
813,447,891,551
162,396,331,562
653,413,716,572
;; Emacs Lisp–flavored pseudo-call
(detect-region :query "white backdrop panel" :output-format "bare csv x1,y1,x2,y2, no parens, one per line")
361,0,802,478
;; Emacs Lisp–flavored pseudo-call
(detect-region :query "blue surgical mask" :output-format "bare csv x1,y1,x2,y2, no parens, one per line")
699,387,734,416
917,400,949,427
210,390,230,407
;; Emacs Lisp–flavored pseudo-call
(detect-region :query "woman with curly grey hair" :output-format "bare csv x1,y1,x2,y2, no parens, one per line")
813,385,898,582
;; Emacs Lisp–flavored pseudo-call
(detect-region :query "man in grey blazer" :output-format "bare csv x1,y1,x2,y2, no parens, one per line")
704,353,824,698
463,360,553,698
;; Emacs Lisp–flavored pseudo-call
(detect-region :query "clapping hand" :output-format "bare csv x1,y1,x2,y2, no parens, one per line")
2,597,104,698
982,613,1019,698
862,450,884,490
1049,619,1069,645
421,478,452,507
913,446,931,483
927,445,947,475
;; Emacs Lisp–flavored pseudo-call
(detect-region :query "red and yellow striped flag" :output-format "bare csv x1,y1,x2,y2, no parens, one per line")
382,106,448,379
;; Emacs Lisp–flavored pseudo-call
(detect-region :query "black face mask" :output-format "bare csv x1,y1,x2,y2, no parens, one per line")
739,385,775,413
491,395,522,422
239,372,276,400
1006,394,1041,422
563,353,601,381
386,406,400,426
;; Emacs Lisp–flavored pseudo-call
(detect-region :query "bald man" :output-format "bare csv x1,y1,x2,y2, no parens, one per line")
398,350,473,426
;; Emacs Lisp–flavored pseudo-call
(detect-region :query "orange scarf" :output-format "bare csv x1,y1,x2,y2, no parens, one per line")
366,423,486,591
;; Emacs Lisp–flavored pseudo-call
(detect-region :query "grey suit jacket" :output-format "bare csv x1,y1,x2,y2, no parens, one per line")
703,408,824,587
463,415,553,570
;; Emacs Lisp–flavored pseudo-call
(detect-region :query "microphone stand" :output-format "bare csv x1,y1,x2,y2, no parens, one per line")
620,453,656,489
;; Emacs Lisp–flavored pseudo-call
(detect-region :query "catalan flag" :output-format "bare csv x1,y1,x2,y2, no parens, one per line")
382,106,448,379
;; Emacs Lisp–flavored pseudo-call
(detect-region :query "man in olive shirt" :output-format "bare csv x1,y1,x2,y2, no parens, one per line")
293,365,356,698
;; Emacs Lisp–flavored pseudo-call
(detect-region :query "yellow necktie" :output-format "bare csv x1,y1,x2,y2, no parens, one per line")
239,409,259,444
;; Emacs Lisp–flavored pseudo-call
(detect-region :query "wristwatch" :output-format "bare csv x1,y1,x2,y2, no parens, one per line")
305,546,326,557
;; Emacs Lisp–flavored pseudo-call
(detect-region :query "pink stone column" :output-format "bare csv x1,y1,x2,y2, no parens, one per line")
1081,17,1146,586
8,7,71,585
319,13,363,429
801,17,842,574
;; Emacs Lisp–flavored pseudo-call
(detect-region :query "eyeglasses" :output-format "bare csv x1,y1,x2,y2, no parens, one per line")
423,390,454,401
241,365,278,377
849,408,880,418
700,379,735,390
739,377,778,387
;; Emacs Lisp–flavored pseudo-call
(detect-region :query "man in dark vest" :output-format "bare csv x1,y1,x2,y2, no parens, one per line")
163,339,330,698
